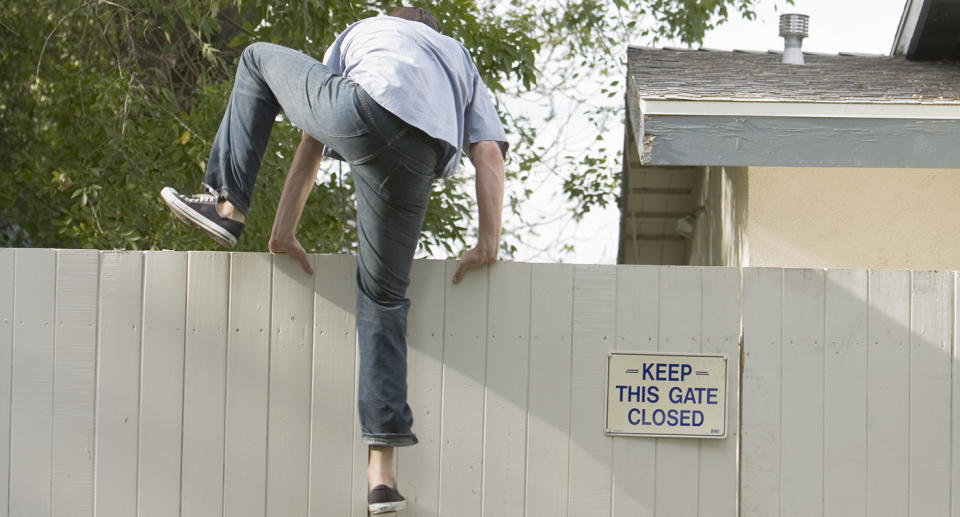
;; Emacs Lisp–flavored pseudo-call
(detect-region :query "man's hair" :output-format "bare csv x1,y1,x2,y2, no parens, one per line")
389,6,439,32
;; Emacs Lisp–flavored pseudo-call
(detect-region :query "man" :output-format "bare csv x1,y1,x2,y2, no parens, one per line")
160,7,506,514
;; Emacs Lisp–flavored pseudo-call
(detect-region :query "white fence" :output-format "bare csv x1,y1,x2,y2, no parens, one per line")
0,249,957,517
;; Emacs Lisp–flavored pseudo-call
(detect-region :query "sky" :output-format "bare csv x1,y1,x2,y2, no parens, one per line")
514,0,911,265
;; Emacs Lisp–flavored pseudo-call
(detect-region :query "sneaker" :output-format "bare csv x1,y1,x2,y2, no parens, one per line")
368,484,406,514
161,186,244,248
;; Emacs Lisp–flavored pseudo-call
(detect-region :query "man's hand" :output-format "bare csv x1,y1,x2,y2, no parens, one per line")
453,244,497,284
269,131,323,275
453,140,505,284
269,235,314,274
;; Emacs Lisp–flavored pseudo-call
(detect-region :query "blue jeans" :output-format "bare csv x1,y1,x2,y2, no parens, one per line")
206,42,444,446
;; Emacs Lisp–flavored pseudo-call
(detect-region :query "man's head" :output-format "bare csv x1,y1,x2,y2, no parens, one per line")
389,6,439,32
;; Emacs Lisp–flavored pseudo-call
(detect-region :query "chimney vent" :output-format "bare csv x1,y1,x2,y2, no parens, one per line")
779,13,809,65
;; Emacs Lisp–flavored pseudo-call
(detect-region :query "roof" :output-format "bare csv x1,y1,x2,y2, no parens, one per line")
894,0,960,60
627,46,960,104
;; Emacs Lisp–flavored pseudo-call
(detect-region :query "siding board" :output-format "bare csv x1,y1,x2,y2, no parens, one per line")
908,271,953,517
866,270,911,517
94,251,143,517
568,265,616,517
655,267,702,517
612,265,658,517
307,254,357,517
780,269,825,517
0,249,12,517
398,259,446,517
524,264,574,517
741,268,783,517
482,262,531,517
223,252,271,517
266,255,314,517
438,260,488,517
697,267,739,517
138,251,187,517
823,270,868,517
181,251,229,517
52,249,98,517
9,249,56,517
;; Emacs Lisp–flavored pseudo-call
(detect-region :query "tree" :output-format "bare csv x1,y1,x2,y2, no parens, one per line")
0,0,761,256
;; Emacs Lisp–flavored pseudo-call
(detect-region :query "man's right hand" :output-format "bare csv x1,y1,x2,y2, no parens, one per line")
269,235,314,274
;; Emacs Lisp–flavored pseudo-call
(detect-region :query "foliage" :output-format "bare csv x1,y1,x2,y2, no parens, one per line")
0,0,761,256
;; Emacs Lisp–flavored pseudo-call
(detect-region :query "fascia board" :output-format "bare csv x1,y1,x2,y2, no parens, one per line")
640,99,960,120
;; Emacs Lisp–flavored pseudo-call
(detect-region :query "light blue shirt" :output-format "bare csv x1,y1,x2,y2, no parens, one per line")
323,16,508,177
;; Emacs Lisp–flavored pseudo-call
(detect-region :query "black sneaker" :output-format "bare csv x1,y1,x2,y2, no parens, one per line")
368,484,406,514
161,186,244,248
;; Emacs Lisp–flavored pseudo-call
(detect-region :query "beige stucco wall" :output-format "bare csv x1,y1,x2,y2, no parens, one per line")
745,167,960,270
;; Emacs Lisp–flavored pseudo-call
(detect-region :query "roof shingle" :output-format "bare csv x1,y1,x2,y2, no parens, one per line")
628,46,960,104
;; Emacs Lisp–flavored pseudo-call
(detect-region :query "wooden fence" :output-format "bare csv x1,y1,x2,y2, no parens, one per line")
0,249,957,517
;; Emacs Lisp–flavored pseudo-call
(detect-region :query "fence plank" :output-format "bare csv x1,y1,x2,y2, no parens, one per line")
482,262,531,517
823,270,867,517
655,267,702,517
52,249,99,517
398,259,447,517
266,255,314,516
866,270,910,517
438,260,488,517
0,249,12,517
224,252,272,517
909,271,952,517
307,254,357,517
611,265,658,517
741,268,782,517
698,267,739,517
568,265,616,517
954,273,960,517
524,263,574,517
182,251,229,517
94,251,143,517
138,251,187,517
9,249,56,517
780,269,825,517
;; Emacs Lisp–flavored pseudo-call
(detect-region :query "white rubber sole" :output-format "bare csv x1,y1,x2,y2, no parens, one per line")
369,499,406,514
161,187,238,248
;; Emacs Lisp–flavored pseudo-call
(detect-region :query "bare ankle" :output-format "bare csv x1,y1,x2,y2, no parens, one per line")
217,200,245,223
368,445,396,488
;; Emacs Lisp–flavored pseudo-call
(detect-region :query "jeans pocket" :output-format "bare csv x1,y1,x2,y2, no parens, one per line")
320,88,372,138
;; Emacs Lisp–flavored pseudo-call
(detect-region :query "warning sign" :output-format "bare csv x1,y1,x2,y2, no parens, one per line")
605,352,727,439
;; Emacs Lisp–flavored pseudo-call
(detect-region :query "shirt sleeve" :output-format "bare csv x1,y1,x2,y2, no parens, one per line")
463,73,509,158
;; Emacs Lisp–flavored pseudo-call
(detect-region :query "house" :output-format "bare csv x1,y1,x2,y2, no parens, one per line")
618,0,960,269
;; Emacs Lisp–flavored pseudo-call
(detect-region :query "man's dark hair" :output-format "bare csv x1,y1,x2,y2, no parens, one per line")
389,6,439,32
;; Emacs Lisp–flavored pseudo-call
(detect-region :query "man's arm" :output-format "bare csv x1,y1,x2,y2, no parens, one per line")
453,140,505,284
268,131,325,274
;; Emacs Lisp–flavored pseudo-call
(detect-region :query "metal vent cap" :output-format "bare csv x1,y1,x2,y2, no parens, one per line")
779,13,810,38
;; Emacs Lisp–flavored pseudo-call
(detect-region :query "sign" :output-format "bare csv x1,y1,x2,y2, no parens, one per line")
605,351,728,439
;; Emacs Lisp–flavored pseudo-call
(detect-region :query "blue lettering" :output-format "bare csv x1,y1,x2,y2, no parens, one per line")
668,363,679,380
627,385,643,402
635,409,706,427
707,388,718,405
647,385,659,403
681,364,693,381
616,385,628,402
642,362,655,380
656,363,667,380
669,386,682,403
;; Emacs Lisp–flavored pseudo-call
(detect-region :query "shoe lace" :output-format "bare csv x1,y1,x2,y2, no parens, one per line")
190,185,220,204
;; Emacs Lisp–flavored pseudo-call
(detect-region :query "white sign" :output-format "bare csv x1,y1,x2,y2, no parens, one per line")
605,351,728,439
